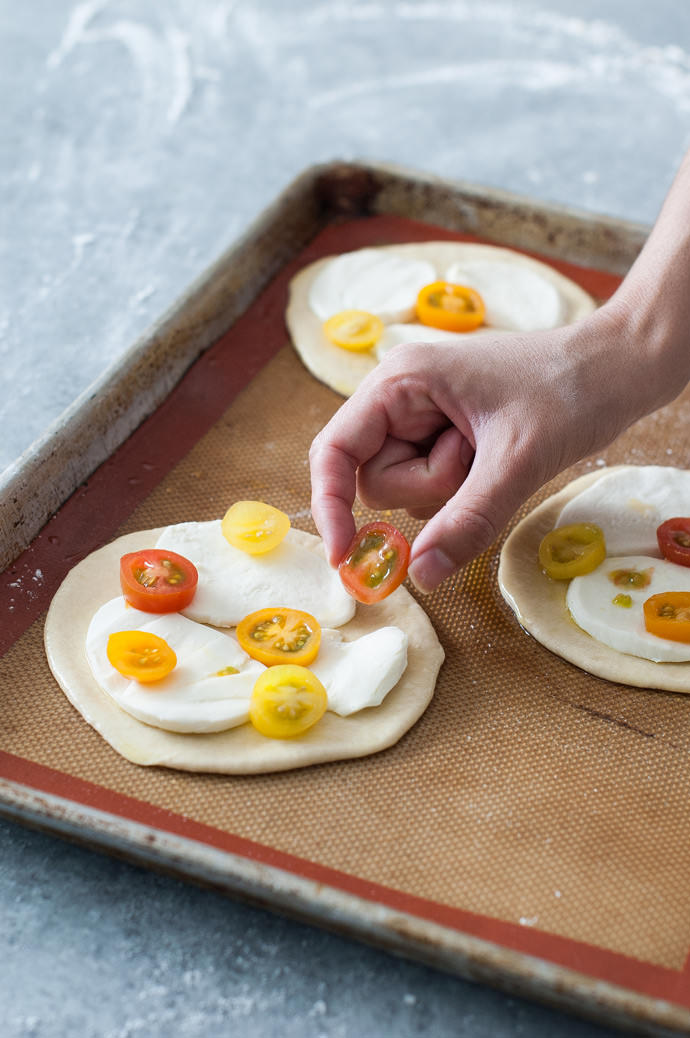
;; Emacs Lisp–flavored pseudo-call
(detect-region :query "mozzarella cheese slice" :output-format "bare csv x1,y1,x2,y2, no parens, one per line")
374,322,466,361
87,598,411,732
311,627,408,716
567,554,690,663
155,522,355,629
556,466,690,557
308,248,436,324
445,259,563,330
86,598,263,732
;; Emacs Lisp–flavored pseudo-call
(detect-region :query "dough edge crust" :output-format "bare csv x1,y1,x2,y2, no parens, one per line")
44,527,445,773
498,467,690,693
286,241,597,398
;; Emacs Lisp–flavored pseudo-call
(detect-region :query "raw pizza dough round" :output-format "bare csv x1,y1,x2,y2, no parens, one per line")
286,242,597,397
45,528,445,773
498,470,690,693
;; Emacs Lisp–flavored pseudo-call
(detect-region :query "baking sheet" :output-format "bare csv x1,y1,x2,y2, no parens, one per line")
2,163,689,1036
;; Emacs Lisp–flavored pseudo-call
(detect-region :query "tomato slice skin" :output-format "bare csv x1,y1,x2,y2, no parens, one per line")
339,522,410,604
249,664,328,738
323,309,384,352
236,608,321,667
221,500,291,555
538,523,606,580
416,281,485,332
657,518,690,567
120,549,198,613
107,630,177,683
643,592,690,643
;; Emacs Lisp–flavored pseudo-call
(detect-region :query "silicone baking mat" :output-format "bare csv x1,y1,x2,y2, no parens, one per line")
2,213,689,1035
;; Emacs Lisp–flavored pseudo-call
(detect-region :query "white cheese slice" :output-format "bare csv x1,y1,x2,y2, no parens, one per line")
86,598,263,732
155,522,356,629
556,466,690,557
312,626,408,716
444,259,563,330
373,322,466,361
308,248,436,324
567,554,690,663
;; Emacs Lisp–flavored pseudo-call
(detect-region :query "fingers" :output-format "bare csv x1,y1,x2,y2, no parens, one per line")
407,443,539,593
357,427,475,513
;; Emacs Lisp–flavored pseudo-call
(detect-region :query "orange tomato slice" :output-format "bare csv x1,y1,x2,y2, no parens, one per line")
236,607,321,667
416,281,485,332
643,592,690,643
106,630,177,683
323,309,384,352
249,665,327,738
221,501,290,555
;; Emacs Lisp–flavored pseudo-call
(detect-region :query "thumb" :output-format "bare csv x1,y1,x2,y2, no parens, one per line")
407,450,534,593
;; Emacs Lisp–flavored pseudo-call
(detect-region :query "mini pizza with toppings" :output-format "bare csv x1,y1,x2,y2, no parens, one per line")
286,241,597,396
45,502,444,773
499,465,690,693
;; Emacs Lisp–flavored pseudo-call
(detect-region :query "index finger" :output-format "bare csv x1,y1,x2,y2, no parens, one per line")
309,394,391,566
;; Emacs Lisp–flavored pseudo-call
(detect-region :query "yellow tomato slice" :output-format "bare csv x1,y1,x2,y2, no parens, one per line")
249,665,327,738
106,631,177,683
323,310,384,352
538,523,606,580
416,281,485,332
643,592,690,643
221,500,290,555
236,607,321,667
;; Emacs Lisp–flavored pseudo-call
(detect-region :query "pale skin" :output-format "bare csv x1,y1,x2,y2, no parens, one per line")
309,151,690,593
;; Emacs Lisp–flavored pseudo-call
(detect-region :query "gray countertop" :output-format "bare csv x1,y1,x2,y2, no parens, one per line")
3,1,690,1035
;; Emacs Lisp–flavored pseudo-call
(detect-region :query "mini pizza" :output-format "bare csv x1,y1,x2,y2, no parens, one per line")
45,504,444,773
286,241,596,397
498,465,690,693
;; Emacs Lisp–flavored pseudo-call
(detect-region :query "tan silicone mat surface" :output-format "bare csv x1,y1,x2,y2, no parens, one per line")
3,325,690,977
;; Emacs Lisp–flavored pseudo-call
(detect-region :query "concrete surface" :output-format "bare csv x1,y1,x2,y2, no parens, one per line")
3,1,690,1035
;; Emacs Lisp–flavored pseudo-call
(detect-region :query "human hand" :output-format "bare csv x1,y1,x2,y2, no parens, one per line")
309,307,646,593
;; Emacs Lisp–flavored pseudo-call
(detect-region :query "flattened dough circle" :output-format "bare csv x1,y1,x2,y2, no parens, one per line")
498,469,690,694
45,528,445,773
286,242,596,397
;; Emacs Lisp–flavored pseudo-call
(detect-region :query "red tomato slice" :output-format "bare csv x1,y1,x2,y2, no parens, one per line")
120,549,198,613
338,522,410,604
657,517,690,567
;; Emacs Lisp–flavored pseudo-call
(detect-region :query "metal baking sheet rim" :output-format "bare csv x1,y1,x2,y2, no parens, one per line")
0,159,650,574
0,775,685,1038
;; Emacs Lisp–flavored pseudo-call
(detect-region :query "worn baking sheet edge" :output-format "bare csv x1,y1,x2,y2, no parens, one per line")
0,775,686,1038
0,159,650,574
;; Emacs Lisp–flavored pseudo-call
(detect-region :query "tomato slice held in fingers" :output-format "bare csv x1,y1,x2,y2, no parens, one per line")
339,522,411,604
643,592,690,643
120,549,198,613
657,517,690,567
249,665,328,738
107,631,177,683
236,608,321,667
221,500,291,555
538,523,606,580
416,281,485,332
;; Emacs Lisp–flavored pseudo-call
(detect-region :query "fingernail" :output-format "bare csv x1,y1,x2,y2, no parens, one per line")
408,548,456,594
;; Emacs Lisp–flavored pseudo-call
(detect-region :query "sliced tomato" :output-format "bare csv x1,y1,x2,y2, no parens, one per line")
657,517,690,567
643,591,690,643
339,521,410,604
249,664,327,738
221,500,290,555
416,281,485,332
120,549,198,613
236,607,321,667
107,630,177,683
538,523,606,580
323,309,384,352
